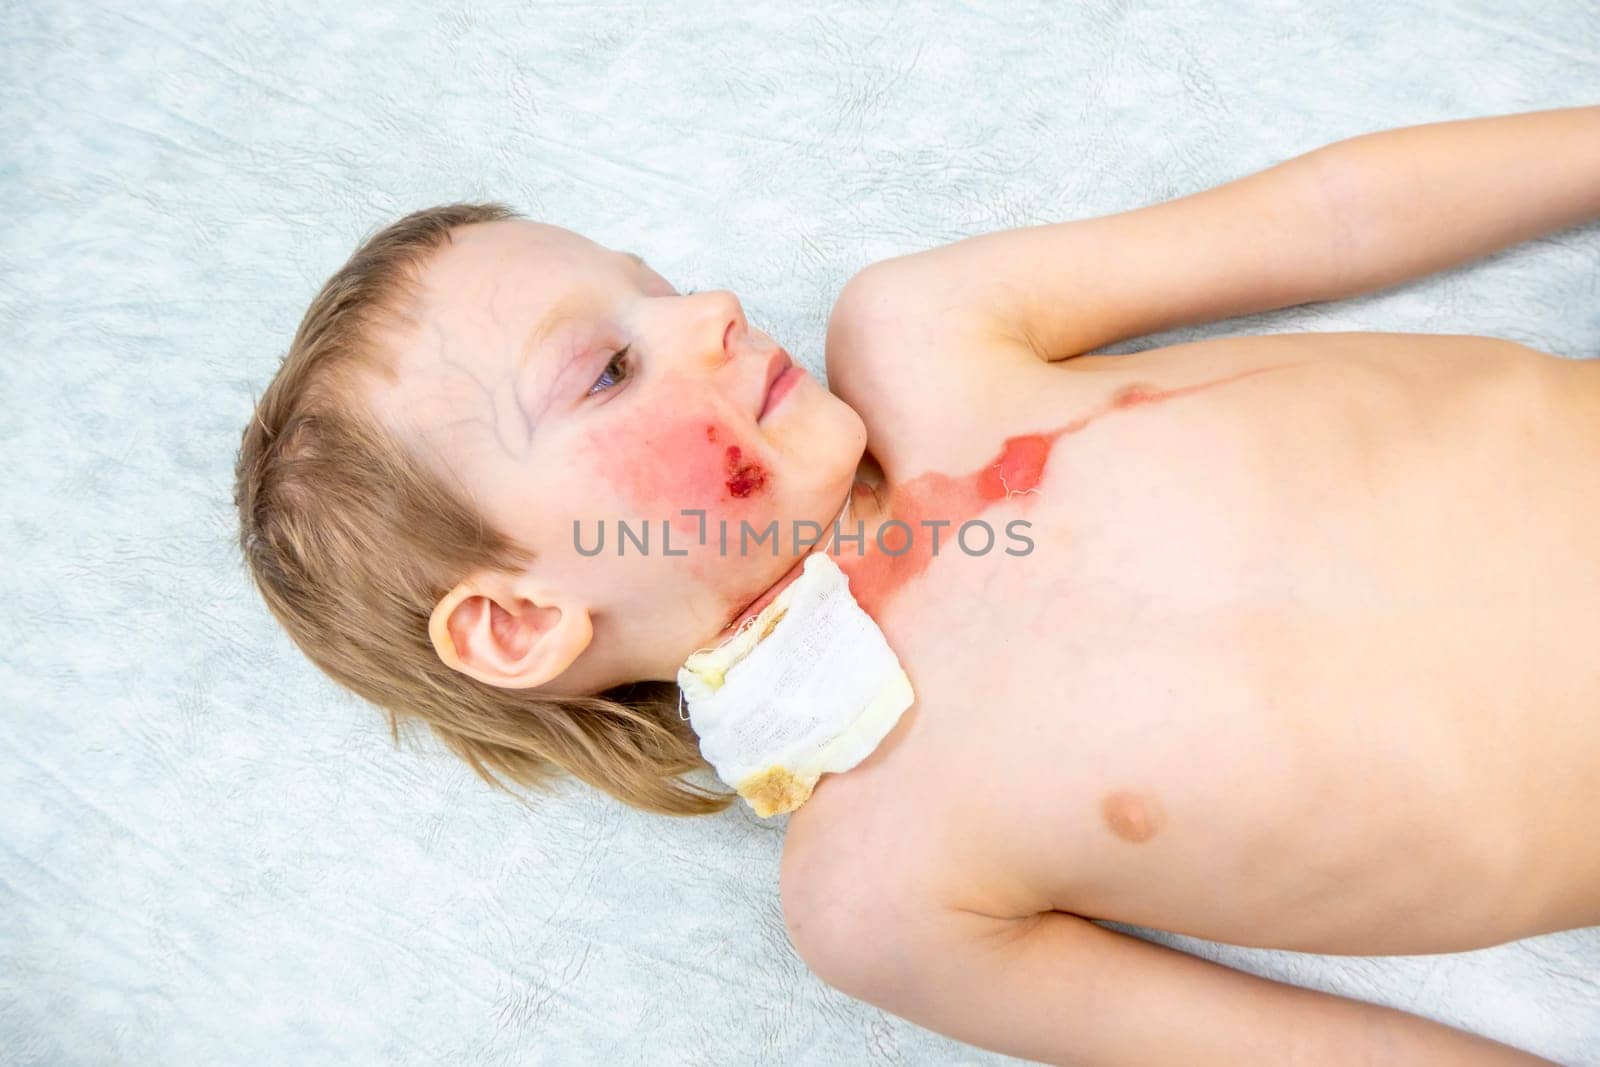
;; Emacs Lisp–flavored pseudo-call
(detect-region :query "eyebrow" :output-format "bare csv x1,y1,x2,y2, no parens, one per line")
525,290,593,355
521,249,652,387
526,251,649,348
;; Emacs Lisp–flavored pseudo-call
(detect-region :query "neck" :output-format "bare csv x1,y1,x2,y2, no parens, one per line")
713,465,895,639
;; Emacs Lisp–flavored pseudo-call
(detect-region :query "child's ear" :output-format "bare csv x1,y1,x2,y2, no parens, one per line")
428,572,593,690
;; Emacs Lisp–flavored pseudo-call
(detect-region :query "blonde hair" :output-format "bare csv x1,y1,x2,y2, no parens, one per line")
232,202,733,817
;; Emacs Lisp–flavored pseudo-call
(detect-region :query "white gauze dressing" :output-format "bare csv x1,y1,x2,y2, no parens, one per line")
677,551,914,817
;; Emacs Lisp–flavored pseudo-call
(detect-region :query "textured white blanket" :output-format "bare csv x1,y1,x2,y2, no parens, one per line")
3,0,1596,1062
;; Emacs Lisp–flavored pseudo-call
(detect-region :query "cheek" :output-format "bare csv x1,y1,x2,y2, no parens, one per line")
584,412,773,517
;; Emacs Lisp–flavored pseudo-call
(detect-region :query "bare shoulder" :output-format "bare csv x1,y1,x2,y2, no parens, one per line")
779,791,1009,995
822,265,1075,474
825,262,1049,389
778,762,949,956
777,771,908,934
777,748,1043,985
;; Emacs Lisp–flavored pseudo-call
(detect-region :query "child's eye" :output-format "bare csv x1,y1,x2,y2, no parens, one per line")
586,347,632,397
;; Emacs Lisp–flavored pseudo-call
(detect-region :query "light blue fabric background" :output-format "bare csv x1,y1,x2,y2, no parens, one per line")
4,1,1598,1063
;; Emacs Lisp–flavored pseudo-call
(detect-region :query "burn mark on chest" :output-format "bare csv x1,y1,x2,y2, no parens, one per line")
836,364,1299,616
1101,789,1164,843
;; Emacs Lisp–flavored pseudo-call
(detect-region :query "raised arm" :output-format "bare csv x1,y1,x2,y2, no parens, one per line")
790,905,1555,1066
1305,104,1600,301
843,104,1600,363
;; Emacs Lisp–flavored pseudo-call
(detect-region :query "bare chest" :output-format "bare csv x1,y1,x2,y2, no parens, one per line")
792,332,1600,951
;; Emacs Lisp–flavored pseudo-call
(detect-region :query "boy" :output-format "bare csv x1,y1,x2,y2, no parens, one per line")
236,105,1600,1062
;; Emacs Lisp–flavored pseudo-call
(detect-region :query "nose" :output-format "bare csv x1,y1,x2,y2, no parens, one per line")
690,289,746,368
650,289,749,383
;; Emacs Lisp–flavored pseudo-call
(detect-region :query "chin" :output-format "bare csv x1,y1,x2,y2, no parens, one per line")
776,387,866,507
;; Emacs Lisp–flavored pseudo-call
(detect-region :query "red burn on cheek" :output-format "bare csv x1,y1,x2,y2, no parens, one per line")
587,416,762,511
587,414,771,508
724,445,768,498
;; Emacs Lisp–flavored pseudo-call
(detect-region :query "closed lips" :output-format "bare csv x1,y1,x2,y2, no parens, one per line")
758,350,792,418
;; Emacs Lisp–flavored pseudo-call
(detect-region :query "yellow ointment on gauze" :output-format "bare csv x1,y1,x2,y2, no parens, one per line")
677,552,915,818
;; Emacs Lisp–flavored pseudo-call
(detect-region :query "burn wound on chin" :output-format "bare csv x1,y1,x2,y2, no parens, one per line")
1101,789,1164,843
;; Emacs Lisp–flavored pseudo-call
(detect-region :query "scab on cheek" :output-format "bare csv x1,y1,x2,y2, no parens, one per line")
706,423,768,498
723,444,767,498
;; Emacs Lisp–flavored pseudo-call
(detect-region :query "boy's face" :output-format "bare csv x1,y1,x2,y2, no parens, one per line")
364,219,867,692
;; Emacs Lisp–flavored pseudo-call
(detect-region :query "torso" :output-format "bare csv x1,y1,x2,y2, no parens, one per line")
785,330,1600,956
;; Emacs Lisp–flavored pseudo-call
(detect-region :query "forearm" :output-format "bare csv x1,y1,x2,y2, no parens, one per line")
1273,982,1555,1067
1306,104,1600,299
826,906,1557,1067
